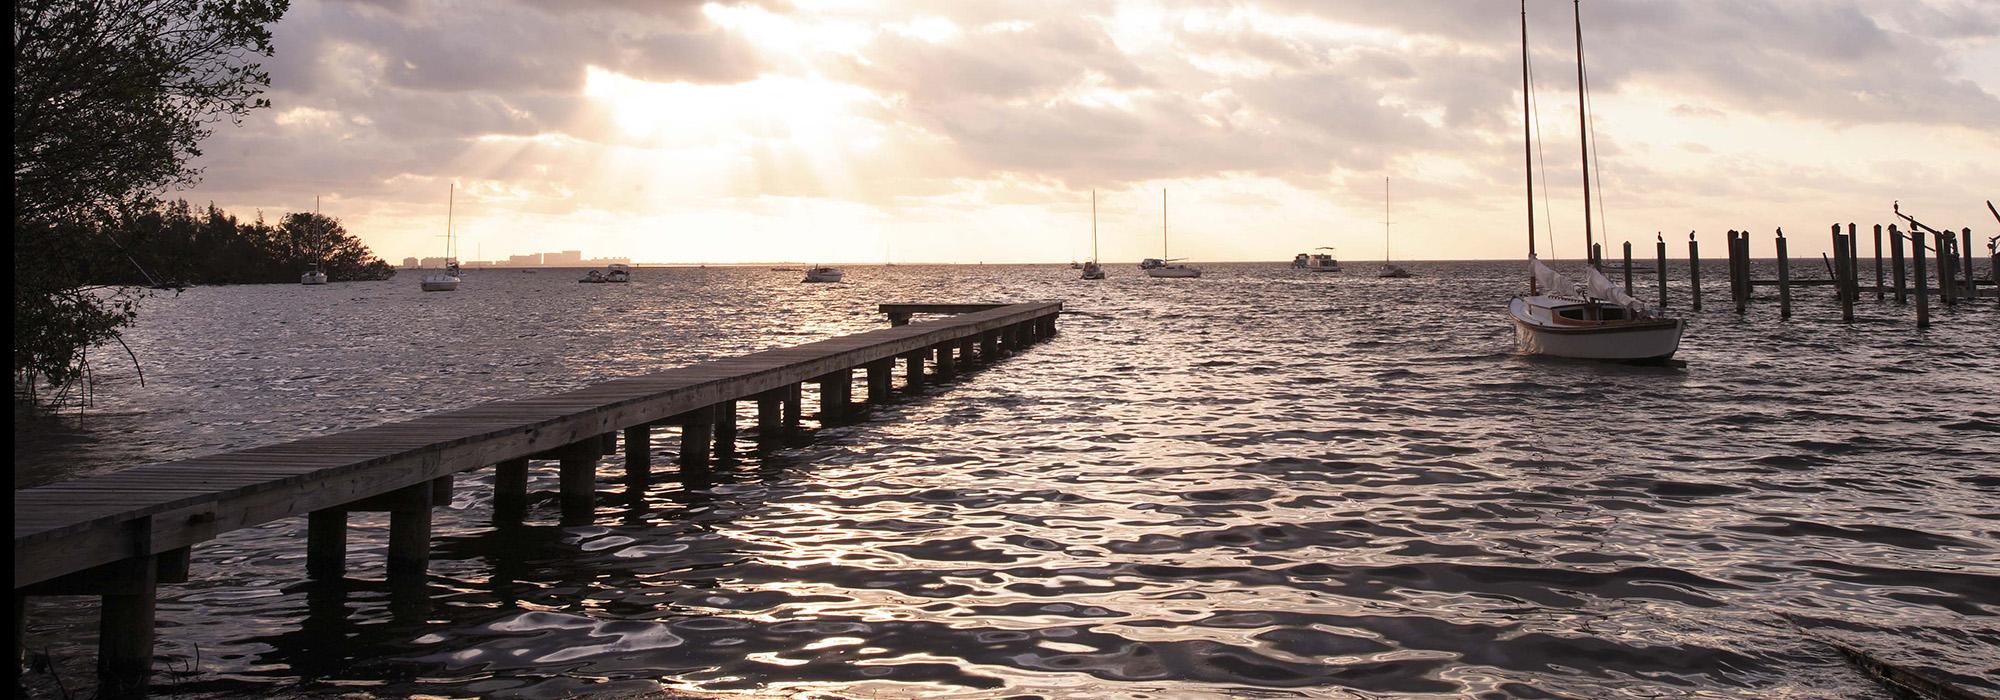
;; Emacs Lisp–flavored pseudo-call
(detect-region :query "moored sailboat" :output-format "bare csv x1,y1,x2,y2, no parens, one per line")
1506,0,1681,363
1377,177,1411,278
1144,188,1201,278
420,184,461,292
1082,190,1106,279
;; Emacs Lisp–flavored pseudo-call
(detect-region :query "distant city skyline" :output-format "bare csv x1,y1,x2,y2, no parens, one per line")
170,1,1997,265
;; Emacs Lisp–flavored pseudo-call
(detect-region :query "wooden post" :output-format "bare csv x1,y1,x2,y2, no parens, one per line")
1836,231,1853,323
817,371,846,422
1655,236,1668,307
1729,231,1746,314
1592,242,1603,269
904,351,924,389
1890,224,1907,304
783,383,802,436
935,342,956,378
959,337,977,366
1873,224,1884,300
888,312,912,326
1622,241,1633,292
96,555,158,699
981,331,999,360
1937,231,1956,306
1688,234,1703,311
624,424,650,482
679,405,714,475
756,392,781,442
1775,231,1791,319
866,360,892,403
306,510,347,579
387,482,435,577
1914,228,1930,328
494,457,528,524
714,401,737,462
1962,228,1976,300
558,441,598,523
1847,223,1860,303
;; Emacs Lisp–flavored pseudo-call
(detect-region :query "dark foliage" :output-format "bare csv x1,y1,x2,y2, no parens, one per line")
91,200,396,286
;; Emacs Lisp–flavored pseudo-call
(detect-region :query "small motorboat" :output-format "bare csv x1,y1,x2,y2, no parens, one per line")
1139,258,1165,270
1298,248,1340,272
1378,264,1411,278
802,266,844,283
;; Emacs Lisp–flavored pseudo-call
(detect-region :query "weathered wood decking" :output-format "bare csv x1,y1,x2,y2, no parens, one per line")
13,300,1061,697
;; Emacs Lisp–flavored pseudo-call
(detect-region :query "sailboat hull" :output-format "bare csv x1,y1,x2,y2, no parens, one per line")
1146,266,1201,278
420,275,460,292
1508,296,1681,362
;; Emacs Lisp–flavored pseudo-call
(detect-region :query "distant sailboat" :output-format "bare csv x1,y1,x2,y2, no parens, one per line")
1145,188,1201,278
300,263,327,285
420,184,461,292
1377,177,1411,278
1082,190,1105,280
1506,0,1681,362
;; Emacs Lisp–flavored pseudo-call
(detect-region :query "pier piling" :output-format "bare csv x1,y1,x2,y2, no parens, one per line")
866,360,893,404
1656,236,1668,307
624,425,651,481
680,406,714,475
558,441,599,523
1728,230,1746,314
1937,231,1956,306
1689,234,1702,311
494,458,528,523
1914,229,1931,328
1960,228,1975,301
306,511,346,579
1623,241,1634,291
1873,224,1884,301
1776,230,1792,319
1835,229,1853,323
715,401,738,462
1891,224,1907,303
904,352,924,389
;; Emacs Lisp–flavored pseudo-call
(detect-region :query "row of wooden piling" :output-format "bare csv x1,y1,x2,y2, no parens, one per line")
1594,224,1991,328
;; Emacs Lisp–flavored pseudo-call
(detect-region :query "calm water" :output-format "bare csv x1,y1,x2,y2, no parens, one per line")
16,262,2000,699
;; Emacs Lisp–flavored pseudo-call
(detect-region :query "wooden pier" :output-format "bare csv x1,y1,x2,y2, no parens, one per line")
13,301,1062,697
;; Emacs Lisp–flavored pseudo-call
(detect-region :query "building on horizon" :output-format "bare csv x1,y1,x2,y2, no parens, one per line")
544,250,584,266
508,253,543,266
401,257,419,268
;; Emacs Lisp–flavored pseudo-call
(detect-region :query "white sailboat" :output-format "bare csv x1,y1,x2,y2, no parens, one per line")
1145,188,1201,278
420,184,461,292
1082,190,1105,280
1377,177,1411,278
1506,0,1681,363
300,263,327,285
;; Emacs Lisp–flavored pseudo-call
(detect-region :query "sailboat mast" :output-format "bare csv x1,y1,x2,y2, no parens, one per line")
446,183,455,262
1162,188,1168,260
1384,177,1390,264
1573,0,1594,266
1522,0,1537,293
1091,189,1099,262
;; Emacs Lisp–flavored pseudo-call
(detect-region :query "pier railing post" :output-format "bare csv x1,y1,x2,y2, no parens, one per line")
494,457,529,524
557,441,599,523
1914,228,1930,328
1688,234,1703,311
1890,224,1907,304
1776,230,1791,319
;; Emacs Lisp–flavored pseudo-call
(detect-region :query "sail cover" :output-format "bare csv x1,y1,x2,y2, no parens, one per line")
1586,266,1648,314
1531,256,1577,296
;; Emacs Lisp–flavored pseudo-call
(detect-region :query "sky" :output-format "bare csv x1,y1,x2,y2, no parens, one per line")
178,0,2000,264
